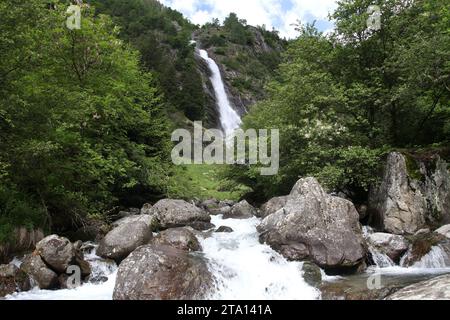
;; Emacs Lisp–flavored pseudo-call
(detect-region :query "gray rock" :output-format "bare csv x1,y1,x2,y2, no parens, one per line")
435,225,450,238
97,221,152,263
223,200,257,219
260,196,289,219
152,199,211,230
258,178,366,273
369,152,450,235
301,262,322,287
113,244,212,300
140,203,153,215
366,233,409,262
111,214,158,230
0,264,31,297
21,254,58,289
320,271,450,300
35,235,76,273
387,274,450,300
151,228,201,252
216,226,234,233
201,199,232,215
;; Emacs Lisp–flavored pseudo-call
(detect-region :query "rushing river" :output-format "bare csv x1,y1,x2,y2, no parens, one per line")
5,214,450,300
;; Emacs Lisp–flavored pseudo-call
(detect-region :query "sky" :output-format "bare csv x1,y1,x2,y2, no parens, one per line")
159,0,338,39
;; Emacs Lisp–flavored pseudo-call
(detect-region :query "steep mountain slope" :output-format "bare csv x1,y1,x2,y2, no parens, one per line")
91,1,286,130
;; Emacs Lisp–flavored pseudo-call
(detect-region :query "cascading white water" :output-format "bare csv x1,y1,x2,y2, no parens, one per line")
402,245,450,269
200,215,320,300
198,49,242,136
5,247,117,300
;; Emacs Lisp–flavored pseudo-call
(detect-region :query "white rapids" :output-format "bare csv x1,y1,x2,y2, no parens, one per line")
198,49,242,137
200,215,320,300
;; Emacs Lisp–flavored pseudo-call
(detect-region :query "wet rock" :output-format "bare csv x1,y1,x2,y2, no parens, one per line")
188,221,216,231
216,226,234,233
387,274,450,300
435,225,450,238
21,254,58,289
260,196,289,219
140,203,153,215
0,264,31,297
97,221,152,263
201,199,232,216
369,152,450,235
152,199,211,230
400,232,450,267
366,233,409,263
224,200,257,219
35,235,76,273
258,178,366,273
151,228,202,252
320,272,449,300
113,244,212,300
111,214,158,230
301,262,322,288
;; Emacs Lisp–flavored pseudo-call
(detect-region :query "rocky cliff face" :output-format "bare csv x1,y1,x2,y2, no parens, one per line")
368,152,450,235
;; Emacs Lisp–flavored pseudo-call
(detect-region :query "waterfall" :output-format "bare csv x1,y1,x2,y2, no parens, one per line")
402,245,450,269
198,49,242,136
368,247,395,268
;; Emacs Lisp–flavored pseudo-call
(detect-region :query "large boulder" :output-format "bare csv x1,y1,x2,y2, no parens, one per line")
113,244,212,300
111,214,158,230
151,228,201,252
201,199,232,216
223,200,257,219
152,199,211,230
35,235,76,273
258,178,367,273
387,274,450,300
97,221,152,263
21,254,58,289
369,152,450,235
366,233,409,263
260,196,289,219
0,264,31,297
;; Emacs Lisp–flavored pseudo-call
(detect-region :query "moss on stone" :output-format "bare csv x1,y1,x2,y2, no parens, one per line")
404,153,424,181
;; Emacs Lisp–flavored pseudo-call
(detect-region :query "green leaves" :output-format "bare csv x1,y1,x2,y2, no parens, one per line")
0,1,173,234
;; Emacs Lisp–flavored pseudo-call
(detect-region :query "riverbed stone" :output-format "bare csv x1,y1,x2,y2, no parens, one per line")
223,200,257,219
258,178,367,273
35,235,76,273
386,274,450,300
366,233,409,263
97,221,152,263
151,228,201,252
113,244,212,300
21,254,58,289
260,196,289,219
0,264,31,297
152,199,211,230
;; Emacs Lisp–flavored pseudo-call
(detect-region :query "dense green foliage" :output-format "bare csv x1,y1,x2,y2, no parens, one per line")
0,1,173,237
91,0,207,121
227,0,449,201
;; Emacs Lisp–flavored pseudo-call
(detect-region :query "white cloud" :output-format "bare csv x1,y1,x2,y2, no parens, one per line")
159,0,338,39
